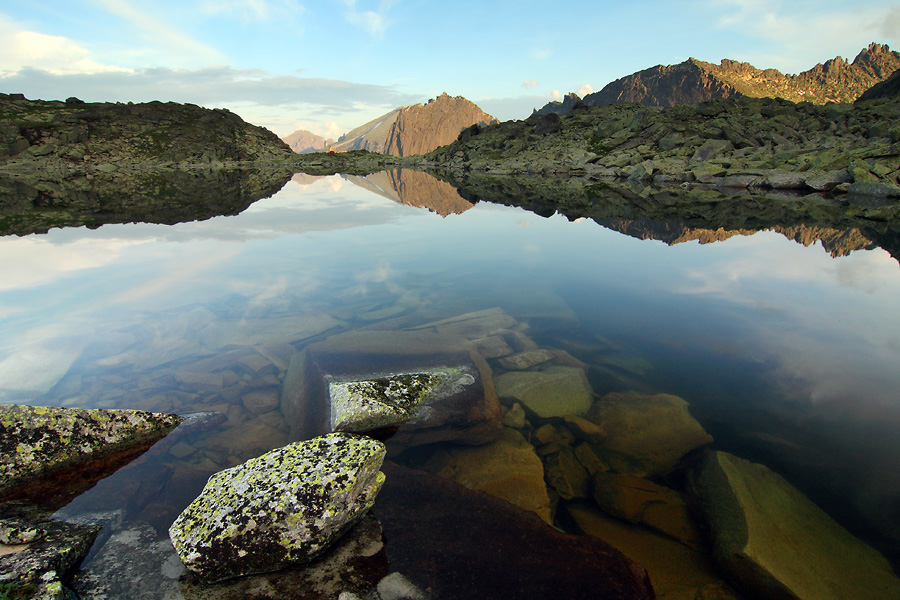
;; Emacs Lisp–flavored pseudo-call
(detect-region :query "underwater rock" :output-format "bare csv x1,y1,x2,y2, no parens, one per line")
169,433,386,583
328,370,457,434
565,500,744,600
281,329,502,448
496,348,555,370
592,471,705,550
584,392,713,478
371,462,655,600
424,427,552,523
686,450,900,600
0,502,100,600
494,366,593,419
0,404,182,506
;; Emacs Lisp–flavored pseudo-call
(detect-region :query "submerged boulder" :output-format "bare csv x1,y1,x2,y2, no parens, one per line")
686,450,900,600
169,433,386,583
494,366,594,419
0,404,182,505
584,392,713,478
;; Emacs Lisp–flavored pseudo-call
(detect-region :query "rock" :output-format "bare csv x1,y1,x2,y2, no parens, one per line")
428,427,552,523
169,433,386,583
565,500,743,600
0,405,182,506
584,392,713,478
592,471,705,549
686,451,900,600
472,335,514,359
494,366,593,419
501,402,527,429
0,502,100,598
328,370,462,434
408,307,519,339
496,348,555,370
372,462,655,600
544,446,591,500
175,514,388,600
241,389,280,415
764,171,807,189
804,169,851,191
281,329,502,448
848,180,900,197
375,572,430,600
691,140,734,162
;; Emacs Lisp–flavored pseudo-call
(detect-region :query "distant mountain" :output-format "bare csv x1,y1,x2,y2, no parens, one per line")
282,129,333,154
533,93,585,116
535,43,900,115
331,93,497,157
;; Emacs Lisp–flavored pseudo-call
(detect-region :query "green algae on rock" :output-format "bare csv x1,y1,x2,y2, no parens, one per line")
168,433,386,583
0,404,182,504
328,370,453,434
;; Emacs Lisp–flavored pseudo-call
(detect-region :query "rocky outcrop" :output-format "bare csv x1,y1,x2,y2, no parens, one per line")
534,43,900,113
282,129,332,153
0,405,181,506
857,67,900,101
686,451,900,600
534,92,586,116
0,94,293,169
331,94,496,157
168,433,386,583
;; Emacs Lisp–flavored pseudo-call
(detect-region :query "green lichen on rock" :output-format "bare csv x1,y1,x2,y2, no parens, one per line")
168,432,386,583
0,404,182,500
328,370,456,433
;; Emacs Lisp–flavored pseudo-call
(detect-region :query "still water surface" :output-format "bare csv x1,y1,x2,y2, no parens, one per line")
2,171,899,596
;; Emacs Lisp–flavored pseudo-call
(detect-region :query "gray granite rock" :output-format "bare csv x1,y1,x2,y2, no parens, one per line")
169,433,386,583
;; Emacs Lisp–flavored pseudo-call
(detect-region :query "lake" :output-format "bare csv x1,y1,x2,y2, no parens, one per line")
1,169,899,598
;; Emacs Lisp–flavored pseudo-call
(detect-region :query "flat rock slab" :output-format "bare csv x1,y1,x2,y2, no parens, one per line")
494,366,593,419
372,462,655,600
687,450,900,600
281,330,502,448
169,433,386,583
0,502,100,598
0,405,182,506
584,392,713,478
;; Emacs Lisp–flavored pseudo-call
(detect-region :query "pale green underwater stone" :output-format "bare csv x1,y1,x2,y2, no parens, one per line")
168,433,386,583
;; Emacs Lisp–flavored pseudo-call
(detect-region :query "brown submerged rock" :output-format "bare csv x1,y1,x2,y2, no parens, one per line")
372,462,655,600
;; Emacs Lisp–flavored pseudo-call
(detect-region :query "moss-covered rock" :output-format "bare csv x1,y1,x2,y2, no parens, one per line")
168,433,386,583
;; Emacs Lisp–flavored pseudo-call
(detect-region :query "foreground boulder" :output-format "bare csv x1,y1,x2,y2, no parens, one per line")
686,451,900,600
372,462,655,600
0,404,181,505
169,433,386,583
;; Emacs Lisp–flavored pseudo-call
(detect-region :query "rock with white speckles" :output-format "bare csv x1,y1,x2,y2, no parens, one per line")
0,404,182,506
169,433,386,583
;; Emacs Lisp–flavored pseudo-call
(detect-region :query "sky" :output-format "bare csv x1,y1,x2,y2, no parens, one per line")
2,1,899,139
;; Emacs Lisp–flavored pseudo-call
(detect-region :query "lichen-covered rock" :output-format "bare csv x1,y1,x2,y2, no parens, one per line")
0,404,182,503
169,433,386,583
328,370,456,433
687,450,900,600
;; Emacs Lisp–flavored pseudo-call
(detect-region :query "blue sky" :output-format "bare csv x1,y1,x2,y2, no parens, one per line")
2,1,899,138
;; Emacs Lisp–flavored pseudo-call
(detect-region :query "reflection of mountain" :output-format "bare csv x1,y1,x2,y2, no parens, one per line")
0,168,292,237
344,169,475,217
290,173,328,187
431,171,900,262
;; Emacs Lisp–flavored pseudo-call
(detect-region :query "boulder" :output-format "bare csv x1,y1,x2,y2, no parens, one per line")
169,433,386,583
372,462,655,600
0,502,100,599
686,451,900,600
592,471,705,549
494,366,593,419
281,329,502,448
427,427,552,523
0,405,182,506
544,446,591,500
496,348,555,370
584,392,713,478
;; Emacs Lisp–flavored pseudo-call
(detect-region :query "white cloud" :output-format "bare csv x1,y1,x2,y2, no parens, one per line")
90,0,222,64
576,83,594,97
340,0,399,37
0,16,130,76
522,79,538,88
201,0,273,20
548,89,561,99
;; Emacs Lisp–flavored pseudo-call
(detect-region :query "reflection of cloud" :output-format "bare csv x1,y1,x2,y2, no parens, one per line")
517,220,531,227
522,79,538,88
0,237,145,292
112,247,241,304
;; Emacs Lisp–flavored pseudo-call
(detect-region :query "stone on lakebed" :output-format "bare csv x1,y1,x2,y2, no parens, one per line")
169,433,386,583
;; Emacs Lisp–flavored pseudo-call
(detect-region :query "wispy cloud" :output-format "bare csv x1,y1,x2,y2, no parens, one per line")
200,0,305,22
522,79,538,88
89,0,222,64
340,0,399,37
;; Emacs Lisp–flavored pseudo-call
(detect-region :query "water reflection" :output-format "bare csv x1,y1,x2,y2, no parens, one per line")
1,169,899,597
